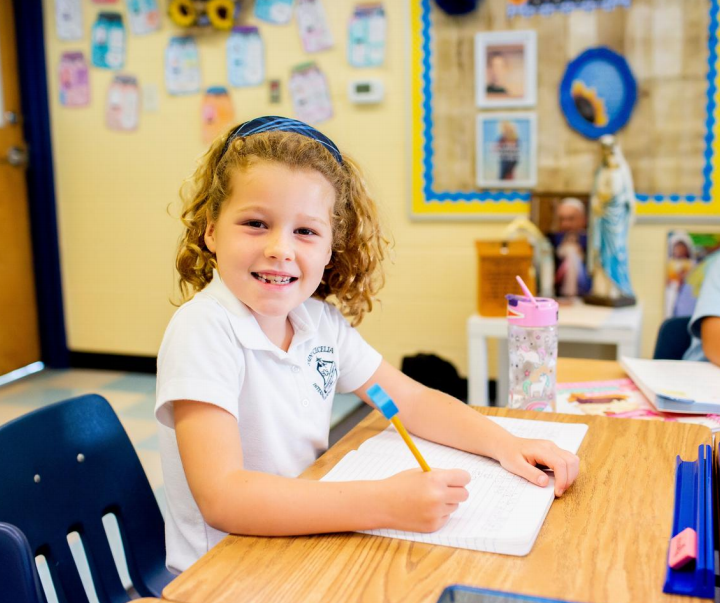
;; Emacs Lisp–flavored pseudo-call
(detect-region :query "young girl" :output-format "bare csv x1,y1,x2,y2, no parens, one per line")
155,116,580,573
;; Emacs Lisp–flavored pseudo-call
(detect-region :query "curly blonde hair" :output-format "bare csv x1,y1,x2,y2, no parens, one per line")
176,126,389,325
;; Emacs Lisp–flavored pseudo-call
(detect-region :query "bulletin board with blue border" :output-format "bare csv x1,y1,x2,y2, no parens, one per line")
409,0,720,220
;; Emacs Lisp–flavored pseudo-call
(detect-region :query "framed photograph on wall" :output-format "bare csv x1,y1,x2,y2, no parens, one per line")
476,112,537,188
475,30,537,109
530,193,592,298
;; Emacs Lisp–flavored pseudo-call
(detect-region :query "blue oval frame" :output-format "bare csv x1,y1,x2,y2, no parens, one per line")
559,46,637,140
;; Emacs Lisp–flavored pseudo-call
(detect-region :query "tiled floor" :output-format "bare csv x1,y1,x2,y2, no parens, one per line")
0,367,364,603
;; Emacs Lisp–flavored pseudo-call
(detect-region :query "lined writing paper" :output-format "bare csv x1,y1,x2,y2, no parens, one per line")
321,417,588,556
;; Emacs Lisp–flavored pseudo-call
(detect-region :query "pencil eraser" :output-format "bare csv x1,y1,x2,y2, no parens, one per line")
668,527,697,570
366,384,398,419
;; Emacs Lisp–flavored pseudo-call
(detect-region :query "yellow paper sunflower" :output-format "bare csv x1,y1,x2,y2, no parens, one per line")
571,80,608,127
207,0,235,30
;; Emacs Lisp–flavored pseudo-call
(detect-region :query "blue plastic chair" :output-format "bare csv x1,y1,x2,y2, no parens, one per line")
653,316,693,360
0,522,46,603
0,394,173,603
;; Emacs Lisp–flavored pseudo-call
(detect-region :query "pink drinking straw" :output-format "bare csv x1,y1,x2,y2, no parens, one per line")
516,275,538,307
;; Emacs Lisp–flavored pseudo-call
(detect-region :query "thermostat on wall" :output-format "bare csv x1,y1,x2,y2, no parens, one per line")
348,79,384,104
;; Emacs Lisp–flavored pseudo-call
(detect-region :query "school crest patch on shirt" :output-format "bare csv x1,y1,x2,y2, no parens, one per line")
307,346,337,399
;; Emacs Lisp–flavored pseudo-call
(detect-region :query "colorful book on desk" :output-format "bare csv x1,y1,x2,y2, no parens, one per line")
556,378,720,432
620,357,720,415
320,417,588,556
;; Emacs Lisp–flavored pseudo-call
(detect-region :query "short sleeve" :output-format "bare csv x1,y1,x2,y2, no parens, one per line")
155,299,245,428
327,305,383,393
688,255,720,339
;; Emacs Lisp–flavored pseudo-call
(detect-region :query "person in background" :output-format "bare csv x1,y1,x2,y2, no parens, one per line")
683,252,720,366
155,115,580,574
486,52,509,95
556,197,587,233
496,120,520,181
553,197,590,297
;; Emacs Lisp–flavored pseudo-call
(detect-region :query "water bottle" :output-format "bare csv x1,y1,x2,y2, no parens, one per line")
507,291,558,411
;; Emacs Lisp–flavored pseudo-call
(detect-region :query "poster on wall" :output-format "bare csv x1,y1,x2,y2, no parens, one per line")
227,26,264,87
165,36,201,95
289,62,333,124
255,0,294,24
201,87,235,143
126,0,161,35
475,30,536,109
476,112,537,189
296,0,334,53
507,0,631,19
92,12,126,70
55,0,83,41
106,74,140,131
59,51,90,107
665,231,720,319
348,4,386,68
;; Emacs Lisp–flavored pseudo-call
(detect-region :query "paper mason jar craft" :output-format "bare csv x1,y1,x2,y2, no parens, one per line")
227,26,264,88
126,0,161,35
201,86,235,144
295,0,334,54
92,12,126,70
165,36,201,95
59,51,90,107
106,74,140,131
254,0,294,24
56,0,83,40
348,4,386,68
289,62,333,124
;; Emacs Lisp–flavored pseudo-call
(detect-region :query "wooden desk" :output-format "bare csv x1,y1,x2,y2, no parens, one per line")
162,359,709,603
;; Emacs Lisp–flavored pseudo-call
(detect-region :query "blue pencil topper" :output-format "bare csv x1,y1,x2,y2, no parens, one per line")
366,384,398,419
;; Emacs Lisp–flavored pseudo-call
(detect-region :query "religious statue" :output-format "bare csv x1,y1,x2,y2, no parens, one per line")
585,135,636,307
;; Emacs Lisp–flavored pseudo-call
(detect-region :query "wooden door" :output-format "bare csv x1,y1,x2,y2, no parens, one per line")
0,1,41,374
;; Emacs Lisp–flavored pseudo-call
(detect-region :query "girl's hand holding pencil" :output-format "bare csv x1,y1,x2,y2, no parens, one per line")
378,468,471,532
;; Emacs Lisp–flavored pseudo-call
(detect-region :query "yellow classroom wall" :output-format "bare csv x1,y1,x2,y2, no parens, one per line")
42,1,718,382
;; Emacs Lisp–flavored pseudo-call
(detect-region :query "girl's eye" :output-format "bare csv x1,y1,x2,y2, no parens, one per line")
295,228,317,236
243,220,267,229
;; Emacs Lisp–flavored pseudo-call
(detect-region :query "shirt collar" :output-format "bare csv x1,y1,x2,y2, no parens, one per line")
199,270,322,355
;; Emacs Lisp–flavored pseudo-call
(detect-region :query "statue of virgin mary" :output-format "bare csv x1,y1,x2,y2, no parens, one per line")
585,135,636,306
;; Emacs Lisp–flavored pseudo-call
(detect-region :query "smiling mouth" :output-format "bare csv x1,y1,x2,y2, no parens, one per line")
252,272,298,285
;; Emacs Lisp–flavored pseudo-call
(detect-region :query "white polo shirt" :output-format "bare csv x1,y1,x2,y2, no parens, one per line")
155,272,382,573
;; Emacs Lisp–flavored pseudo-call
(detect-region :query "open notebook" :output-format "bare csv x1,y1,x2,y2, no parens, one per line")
321,417,588,556
621,357,720,414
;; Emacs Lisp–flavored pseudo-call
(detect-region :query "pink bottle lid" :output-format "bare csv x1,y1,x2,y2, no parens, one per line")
506,294,558,327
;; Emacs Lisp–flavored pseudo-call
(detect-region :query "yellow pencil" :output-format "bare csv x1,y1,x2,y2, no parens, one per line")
367,384,431,472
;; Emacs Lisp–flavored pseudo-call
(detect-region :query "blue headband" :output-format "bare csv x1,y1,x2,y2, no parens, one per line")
220,116,343,164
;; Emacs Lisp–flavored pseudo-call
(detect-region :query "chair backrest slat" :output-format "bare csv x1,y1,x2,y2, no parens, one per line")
80,519,131,602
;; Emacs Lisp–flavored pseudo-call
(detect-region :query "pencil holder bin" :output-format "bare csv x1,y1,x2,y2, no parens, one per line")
507,295,558,411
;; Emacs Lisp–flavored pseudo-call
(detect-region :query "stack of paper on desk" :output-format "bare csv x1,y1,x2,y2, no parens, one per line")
321,417,588,556
621,357,720,415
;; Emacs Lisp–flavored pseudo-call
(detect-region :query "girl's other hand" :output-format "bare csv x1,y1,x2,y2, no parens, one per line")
380,468,471,533
496,437,580,497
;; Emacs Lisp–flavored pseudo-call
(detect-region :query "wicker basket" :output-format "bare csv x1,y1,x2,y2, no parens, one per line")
475,240,535,317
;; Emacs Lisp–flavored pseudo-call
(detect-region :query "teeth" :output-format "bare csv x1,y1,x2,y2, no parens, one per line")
255,273,294,284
